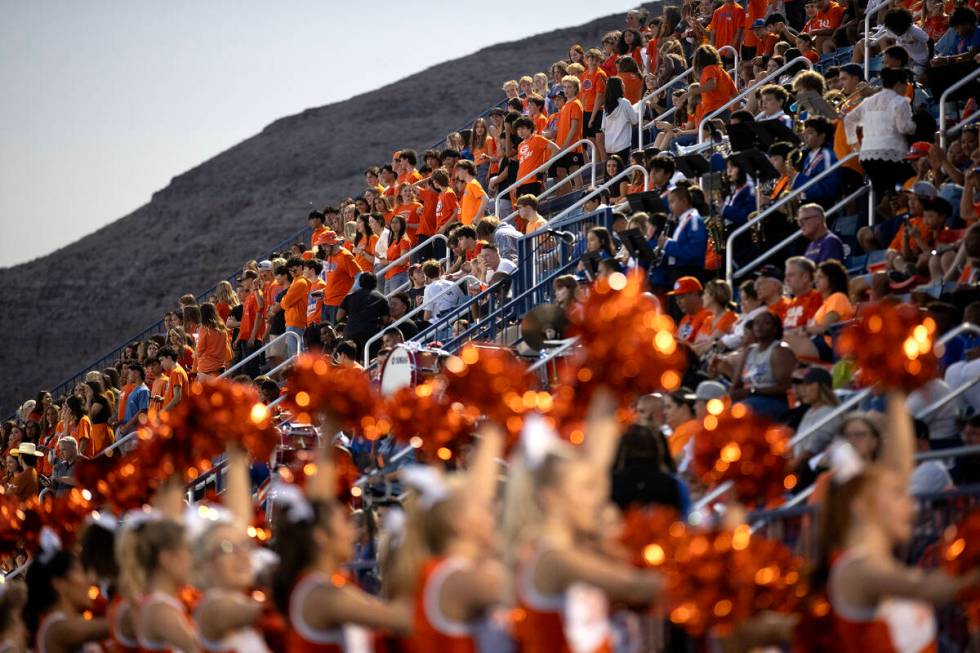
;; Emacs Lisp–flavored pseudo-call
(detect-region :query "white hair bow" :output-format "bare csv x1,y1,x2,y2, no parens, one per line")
400,466,450,509
520,413,561,470
381,507,407,547
183,503,234,542
122,506,162,530
88,511,118,532
268,481,314,523
38,526,63,565
829,439,866,484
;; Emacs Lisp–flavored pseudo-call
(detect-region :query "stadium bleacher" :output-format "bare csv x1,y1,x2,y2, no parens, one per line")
4,1,980,649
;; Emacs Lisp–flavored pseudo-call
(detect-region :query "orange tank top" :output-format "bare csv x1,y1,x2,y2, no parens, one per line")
515,546,612,653
828,550,937,653
404,557,476,653
286,573,372,653
108,597,141,653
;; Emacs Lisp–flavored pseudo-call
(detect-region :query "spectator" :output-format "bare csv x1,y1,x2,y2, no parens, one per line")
318,231,361,322
338,272,390,356
934,6,980,62
722,279,770,350
692,279,738,354
906,378,962,448
909,419,955,495
421,260,465,322
799,203,845,264
513,117,559,200
664,388,700,461
383,215,412,293
793,116,841,208
950,414,980,485
731,311,798,419
611,425,687,515
194,303,231,379
280,257,311,358
553,75,585,185
707,0,745,50
64,396,92,457
782,256,823,330
668,276,712,343
456,160,488,226
118,363,149,436
9,442,42,501
49,436,81,496
600,77,638,162
516,195,547,235
789,366,842,469
844,68,917,199
157,347,189,414
688,45,738,129
634,393,667,435
656,185,709,277
477,244,518,297
476,217,522,263
334,340,363,370
387,293,419,340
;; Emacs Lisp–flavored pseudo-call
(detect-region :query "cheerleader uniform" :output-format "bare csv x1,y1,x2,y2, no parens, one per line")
36,611,104,653
286,573,371,653
194,589,271,653
404,557,476,653
515,545,613,653
108,597,140,653
828,550,937,653
137,592,196,653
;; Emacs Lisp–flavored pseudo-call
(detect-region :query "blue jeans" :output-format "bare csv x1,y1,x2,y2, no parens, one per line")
285,327,304,357
736,395,788,421
386,271,408,295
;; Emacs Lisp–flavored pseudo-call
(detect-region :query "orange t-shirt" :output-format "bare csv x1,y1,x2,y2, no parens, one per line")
697,65,737,125
620,72,644,104
417,186,440,237
783,290,823,329
163,364,189,409
556,97,584,151
348,233,378,272
768,297,791,321
459,179,487,226
645,37,659,72
396,169,423,187
812,292,854,326
533,113,548,134
306,278,326,326
709,2,744,48
888,216,929,253
310,226,333,249
117,383,134,422
436,189,459,230
73,416,93,454
471,135,492,163
678,308,713,343
742,0,769,46
695,310,738,342
280,276,311,328
236,292,259,344
323,249,362,307
393,201,424,244
195,327,231,374
669,419,700,458
385,236,412,279
811,1,846,30
580,68,608,112
516,134,553,185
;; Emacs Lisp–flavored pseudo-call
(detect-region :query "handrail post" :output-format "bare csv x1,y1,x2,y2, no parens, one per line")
864,0,892,82
724,152,860,285
717,46,739,90
493,138,597,219
698,56,812,145
220,331,301,379
939,68,980,149
637,67,694,150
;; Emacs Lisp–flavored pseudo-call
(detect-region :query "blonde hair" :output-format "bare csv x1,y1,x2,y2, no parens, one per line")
561,73,582,93
215,280,240,307
501,79,518,91
519,75,533,86
116,518,185,599
532,73,548,95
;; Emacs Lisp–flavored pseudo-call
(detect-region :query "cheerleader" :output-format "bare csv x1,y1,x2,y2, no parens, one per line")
78,515,137,653
270,443,411,652
389,424,507,653
23,530,110,653
0,580,26,653
117,494,198,653
502,392,664,653
813,391,980,653
191,446,271,653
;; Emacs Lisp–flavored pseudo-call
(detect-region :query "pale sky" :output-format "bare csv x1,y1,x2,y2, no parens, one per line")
0,0,636,267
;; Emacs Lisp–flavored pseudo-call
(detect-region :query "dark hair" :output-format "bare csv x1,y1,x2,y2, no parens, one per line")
79,521,119,583
286,256,305,269
271,499,338,613
127,363,146,381
66,395,87,420
422,260,442,279
768,141,795,158
456,225,477,241
803,116,835,143
275,265,290,280
359,272,378,290
730,109,755,124
817,259,850,295
614,424,666,470
307,210,324,224
588,226,617,257
880,66,910,89
397,149,418,166
389,214,407,241
883,45,910,67
950,6,978,27
353,215,373,248
648,155,675,176
157,346,178,363
514,116,535,132
390,292,411,310
604,76,626,114
739,278,760,302
336,340,358,360
883,8,914,34
24,550,75,636
363,166,380,177
725,155,750,186
439,148,460,160
693,44,722,72
303,259,323,274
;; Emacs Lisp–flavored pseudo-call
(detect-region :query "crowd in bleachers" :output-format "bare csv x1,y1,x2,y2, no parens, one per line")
2,0,980,650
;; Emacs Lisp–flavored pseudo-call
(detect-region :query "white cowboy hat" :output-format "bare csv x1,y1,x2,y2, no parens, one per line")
10,442,44,457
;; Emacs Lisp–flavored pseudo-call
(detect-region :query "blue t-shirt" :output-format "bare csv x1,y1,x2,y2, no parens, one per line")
125,384,150,421
804,231,845,264
952,26,980,55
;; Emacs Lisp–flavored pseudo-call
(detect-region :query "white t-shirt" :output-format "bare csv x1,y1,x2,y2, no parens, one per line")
881,25,930,67
601,97,638,153
490,258,518,277
422,279,464,318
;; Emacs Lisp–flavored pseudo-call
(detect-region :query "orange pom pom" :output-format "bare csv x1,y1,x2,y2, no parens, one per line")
285,355,385,439
692,405,792,507
384,380,476,462
836,302,938,390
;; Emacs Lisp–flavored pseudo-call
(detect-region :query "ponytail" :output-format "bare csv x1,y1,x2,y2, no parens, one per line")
116,518,184,600
23,550,74,639
270,499,337,614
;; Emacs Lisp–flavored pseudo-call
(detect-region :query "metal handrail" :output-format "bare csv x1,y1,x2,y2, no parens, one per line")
376,233,449,281
733,185,870,282
221,331,302,379
724,152,859,285
501,165,594,225
362,275,481,368
493,138,597,219
528,337,580,372
691,322,980,512
863,0,892,82
945,107,980,143
550,165,650,225
717,46,740,91
939,68,980,149
637,66,694,149
698,56,812,145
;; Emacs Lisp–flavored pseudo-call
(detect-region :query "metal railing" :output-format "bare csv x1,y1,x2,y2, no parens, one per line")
493,138,598,219
637,66,694,150
362,275,482,369
724,152,859,285
939,68,980,149
220,331,302,379
501,165,594,225
733,185,870,282
717,46,740,90
550,165,650,226
863,0,891,82
377,233,451,297
698,56,812,145
691,322,980,513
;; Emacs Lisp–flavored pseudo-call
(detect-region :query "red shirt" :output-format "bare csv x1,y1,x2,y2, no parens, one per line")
783,290,823,329
417,186,440,237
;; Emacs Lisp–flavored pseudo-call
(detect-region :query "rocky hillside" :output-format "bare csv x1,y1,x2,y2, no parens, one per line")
0,4,658,413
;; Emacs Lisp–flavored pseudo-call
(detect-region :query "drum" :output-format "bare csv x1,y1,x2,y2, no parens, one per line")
379,343,443,396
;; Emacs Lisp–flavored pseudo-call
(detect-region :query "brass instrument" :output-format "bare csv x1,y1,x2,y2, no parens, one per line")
706,214,726,258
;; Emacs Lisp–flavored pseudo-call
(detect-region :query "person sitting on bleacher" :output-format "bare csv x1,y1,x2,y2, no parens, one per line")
799,203,846,264
655,184,709,283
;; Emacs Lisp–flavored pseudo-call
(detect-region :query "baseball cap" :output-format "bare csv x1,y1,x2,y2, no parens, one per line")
314,230,340,247
258,260,273,271
793,366,833,386
666,276,703,296
905,142,931,161
695,380,727,401
840,63,865,81
488,107,505,117
910,180,938,200
755,264,783,282
751,18,767,28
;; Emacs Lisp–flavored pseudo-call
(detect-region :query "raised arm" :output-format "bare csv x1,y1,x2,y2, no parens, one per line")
879,390,914,480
